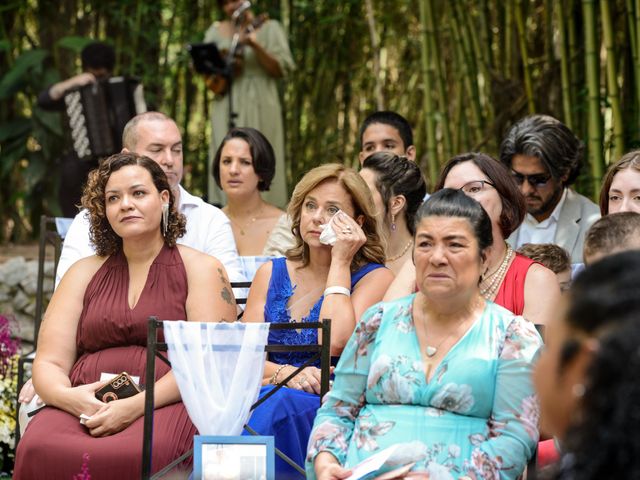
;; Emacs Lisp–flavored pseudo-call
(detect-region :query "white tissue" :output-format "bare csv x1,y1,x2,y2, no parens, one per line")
319,210,343,245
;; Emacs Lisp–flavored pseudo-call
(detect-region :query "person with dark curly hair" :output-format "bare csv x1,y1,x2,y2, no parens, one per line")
360,152,427,274
14,152,238,479
500,115,600,263
533,250,640,479
55,112,244,287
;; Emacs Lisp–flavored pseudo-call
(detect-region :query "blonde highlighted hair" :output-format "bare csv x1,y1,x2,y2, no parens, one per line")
286,163,386,269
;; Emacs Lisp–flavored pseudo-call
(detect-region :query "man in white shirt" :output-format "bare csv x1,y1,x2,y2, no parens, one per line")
499,114,600,263
56,111,245,286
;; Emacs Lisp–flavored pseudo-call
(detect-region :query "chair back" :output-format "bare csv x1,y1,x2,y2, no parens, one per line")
34,215,71,346
141,317,331,480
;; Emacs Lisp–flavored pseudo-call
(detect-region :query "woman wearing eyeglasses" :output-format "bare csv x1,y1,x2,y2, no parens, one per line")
386,152,559,327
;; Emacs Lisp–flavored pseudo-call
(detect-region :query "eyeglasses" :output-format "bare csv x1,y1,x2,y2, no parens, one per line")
511,171,552,188
459,180,495,196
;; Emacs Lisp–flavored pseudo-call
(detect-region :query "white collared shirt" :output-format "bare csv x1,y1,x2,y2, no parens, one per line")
513,188,568,248
55,185,246,287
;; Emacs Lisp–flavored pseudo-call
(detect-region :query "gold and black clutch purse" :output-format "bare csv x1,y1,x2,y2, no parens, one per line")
95,372,143,403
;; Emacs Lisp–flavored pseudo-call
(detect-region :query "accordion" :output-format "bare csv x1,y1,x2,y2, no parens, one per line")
64,76,147,159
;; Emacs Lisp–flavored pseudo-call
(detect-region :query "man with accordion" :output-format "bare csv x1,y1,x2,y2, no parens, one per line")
38,41,145,216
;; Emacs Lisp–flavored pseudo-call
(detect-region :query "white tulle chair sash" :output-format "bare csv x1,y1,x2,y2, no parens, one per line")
164,321,269,435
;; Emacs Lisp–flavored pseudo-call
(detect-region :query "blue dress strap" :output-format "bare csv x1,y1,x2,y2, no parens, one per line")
351,262,385,288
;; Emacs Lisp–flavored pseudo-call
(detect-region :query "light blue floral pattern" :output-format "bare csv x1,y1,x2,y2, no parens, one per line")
306,294,542,479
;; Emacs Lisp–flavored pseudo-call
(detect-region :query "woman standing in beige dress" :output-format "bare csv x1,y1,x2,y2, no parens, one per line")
204,0,294,209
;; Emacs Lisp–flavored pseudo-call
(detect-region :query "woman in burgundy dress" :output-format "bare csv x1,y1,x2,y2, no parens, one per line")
14,153,237,479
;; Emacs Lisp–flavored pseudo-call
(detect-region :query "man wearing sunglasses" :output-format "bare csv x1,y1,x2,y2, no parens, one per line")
499,114,600,263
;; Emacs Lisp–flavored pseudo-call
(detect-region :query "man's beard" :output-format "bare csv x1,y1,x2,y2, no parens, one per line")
526,186,564,218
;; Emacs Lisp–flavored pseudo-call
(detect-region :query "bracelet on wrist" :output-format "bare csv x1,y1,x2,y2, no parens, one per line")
323,286,351,297
270,363,290,385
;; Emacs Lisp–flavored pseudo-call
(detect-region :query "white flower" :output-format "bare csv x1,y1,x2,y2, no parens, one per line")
426,461,455,480
431,383,475,414
448,444,461,458
387,441,428,466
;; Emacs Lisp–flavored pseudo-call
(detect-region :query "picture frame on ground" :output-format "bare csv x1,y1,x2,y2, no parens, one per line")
193,435,275,480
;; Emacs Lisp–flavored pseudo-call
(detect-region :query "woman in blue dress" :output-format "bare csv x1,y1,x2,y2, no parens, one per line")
307,188,542,480
244,163,394,478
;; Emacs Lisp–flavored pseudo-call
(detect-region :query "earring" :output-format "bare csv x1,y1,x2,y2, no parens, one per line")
162,203,169,236
572,384,585,398
391,213,397,231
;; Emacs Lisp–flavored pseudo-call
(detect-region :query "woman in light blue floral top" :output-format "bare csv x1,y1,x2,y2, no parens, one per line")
307,189,542,480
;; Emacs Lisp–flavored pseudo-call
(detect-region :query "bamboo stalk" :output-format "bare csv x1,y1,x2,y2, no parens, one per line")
504,0,513,78
568,0,579,85
463,0,494,123
419,0,439,183
582,0,604,194
601,0,625,161
514,0,535,113
425,0,452,161
636,0,640,115
449,2,483,145
364,0,384,110
544,0,554,67
627,0,637,62
556,0,574,129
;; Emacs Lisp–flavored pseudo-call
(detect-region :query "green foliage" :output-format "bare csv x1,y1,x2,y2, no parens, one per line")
56,36,95,53
0,49,48,100
1,0,639,241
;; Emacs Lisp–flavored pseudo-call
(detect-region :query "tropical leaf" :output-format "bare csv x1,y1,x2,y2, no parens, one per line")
22,153,49,189
0,139,26,177
0,49,49,99
0,118,31,143
56,36,95,53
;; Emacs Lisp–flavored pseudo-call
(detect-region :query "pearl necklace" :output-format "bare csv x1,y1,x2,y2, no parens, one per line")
480,243,514,300
387,239,413,263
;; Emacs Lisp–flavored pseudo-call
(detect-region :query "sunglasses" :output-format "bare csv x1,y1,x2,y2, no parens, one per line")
511,171,552,188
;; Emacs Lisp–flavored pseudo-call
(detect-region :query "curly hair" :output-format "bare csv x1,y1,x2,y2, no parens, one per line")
286,163,386,270
548,251,640,479
361,152,427,235
434,152,526,238
598,149,640,215
81,152,186,256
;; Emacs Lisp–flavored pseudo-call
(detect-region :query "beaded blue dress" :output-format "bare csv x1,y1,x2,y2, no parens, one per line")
245,257,384,479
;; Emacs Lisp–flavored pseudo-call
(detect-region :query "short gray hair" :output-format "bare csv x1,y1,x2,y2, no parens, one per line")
122,111,174,150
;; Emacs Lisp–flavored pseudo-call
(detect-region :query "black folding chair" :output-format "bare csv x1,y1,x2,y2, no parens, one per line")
141,316,331,479
15,215,71,444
